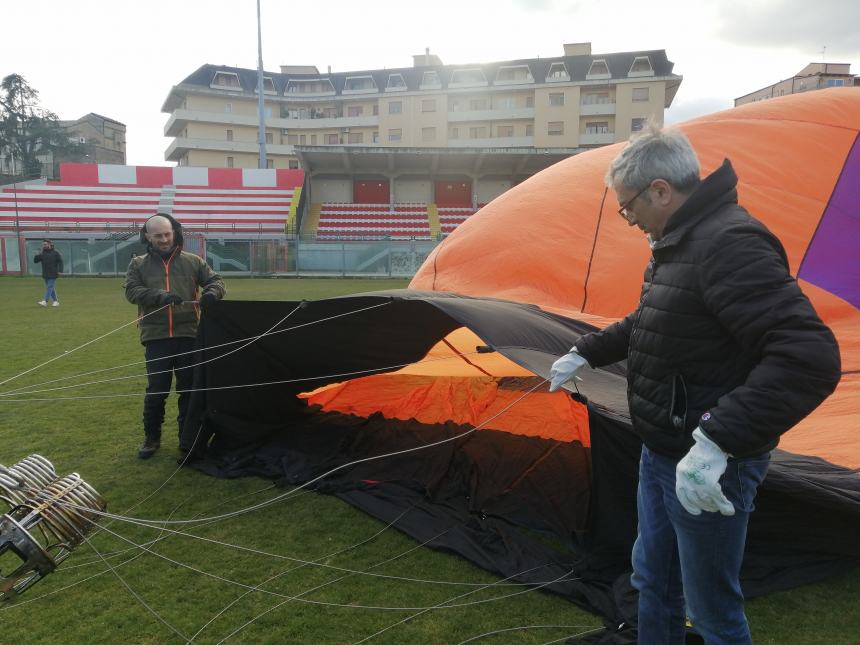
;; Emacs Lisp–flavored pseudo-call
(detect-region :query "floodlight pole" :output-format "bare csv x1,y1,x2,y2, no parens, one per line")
10,151,23,275
256,0,268,169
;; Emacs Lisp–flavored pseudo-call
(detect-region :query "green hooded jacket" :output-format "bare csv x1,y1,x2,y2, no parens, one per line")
124,247,225,344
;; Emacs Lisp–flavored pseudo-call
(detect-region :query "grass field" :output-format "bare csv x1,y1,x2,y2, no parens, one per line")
0,276,857,644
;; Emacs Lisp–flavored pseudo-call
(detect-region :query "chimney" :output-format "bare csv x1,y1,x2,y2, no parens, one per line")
563,42,592,56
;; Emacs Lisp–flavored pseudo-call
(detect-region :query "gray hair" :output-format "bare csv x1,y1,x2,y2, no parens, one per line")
605,120,701,192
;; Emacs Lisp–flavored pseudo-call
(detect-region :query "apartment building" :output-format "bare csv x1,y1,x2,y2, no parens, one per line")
162,43,682,169
735,62,856,106
1,112,125,179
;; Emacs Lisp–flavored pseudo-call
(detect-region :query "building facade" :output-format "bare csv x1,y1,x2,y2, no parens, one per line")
162,43,682,169
735,63,856,106
1,112,126,180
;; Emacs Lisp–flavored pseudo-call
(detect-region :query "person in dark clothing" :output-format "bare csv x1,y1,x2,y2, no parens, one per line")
34,239,63,307
549,124,841,644
124,214,225,459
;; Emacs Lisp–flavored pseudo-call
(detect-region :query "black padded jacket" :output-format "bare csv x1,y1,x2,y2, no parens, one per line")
575,159,841,459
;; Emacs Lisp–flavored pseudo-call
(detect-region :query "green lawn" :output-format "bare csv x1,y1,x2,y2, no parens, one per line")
0,276,857,644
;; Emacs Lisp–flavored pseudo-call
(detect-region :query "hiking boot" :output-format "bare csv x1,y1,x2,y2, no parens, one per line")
52,301,60,307
38,300,47,307
137,437,161,459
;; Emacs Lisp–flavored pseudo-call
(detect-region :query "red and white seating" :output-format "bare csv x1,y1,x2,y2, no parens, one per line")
316,203,431,240
438,205,479,236
0,164,304,235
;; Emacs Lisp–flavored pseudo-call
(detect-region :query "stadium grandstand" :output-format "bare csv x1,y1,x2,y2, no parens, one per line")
0,144,572,275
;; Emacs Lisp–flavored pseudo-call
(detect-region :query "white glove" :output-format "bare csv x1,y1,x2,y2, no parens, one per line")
675,427,734,516
549,348,589,392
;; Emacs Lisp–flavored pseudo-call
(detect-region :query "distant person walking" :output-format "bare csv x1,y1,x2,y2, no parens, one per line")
35,239,63,307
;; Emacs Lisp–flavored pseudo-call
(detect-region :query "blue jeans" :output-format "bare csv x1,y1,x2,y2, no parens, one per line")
631,445,770,645
43,278,58,302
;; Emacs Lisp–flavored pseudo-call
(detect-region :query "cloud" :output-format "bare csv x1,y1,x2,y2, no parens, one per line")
665,96,733,125
716,0,860,56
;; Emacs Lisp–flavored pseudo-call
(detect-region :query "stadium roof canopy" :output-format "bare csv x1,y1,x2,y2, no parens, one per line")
293,145,584,178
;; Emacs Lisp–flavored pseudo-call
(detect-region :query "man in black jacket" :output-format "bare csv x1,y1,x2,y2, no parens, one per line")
550,125,841,644
35,239,63,307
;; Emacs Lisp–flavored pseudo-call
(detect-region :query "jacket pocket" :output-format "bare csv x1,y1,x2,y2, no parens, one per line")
668,372,688,434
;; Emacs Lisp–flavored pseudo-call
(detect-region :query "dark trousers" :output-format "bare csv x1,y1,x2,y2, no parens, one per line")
142,337,196,440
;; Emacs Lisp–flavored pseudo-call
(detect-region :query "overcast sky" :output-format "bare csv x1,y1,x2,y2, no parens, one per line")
2,0,857,166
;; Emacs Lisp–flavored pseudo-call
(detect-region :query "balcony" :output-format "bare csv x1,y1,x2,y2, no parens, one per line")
280,114,379,129
448,136,534,148
579,131,615,145
165,137,295,161
447,107,535,122
164,109,260,137
579,102,616,116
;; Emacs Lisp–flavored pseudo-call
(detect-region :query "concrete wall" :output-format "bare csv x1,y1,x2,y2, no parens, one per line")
395,178,432,202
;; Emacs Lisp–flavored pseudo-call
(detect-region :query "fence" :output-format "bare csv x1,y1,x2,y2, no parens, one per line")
2,237,438,278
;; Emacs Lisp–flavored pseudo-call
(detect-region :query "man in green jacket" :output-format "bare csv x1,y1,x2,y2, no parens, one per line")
124,213,225,459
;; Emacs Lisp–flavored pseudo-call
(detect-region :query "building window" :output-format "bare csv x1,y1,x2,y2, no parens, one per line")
549,92,565,106
526,95,534,108
422,99,436,112
311,134,317,145
266,159,274,169
389,101,402,114
226,129,233,141
450,68,487,85
372,104,379,116
388,128,402,142
386,74,407,90
497,125,514,137
629,56,653,75
421,70,440,86
299,134,306,144
547,62,569,80
225,103,233,113
525,124,534,136
265,107,272,118
826,79,845,86
372,131,379,143
496,97,515,109
344,76,377,92
631,118,646,132
450,127,459,139
469,126,487,139
585,121,610,134
548,121,564,135
422,127,436,142
288,160,299,169
469,98,488,111
347,105,363,117
226,156,234,168
323,107,337,118
325,133,339,144
213,72,241,88
582,92,611,105
265,132,273,144
288,134,298,145
586,59,610,77
632,88,649,102
496,65,533,83
348,132,363,144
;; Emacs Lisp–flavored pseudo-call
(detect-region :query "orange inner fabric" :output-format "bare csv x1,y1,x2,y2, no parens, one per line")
302,375,591,445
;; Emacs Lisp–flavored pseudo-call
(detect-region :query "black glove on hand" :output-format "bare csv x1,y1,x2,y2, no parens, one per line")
199,291,219,309
159,291,184,306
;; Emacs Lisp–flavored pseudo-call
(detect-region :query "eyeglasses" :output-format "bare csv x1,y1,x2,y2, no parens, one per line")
617,183,652,221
